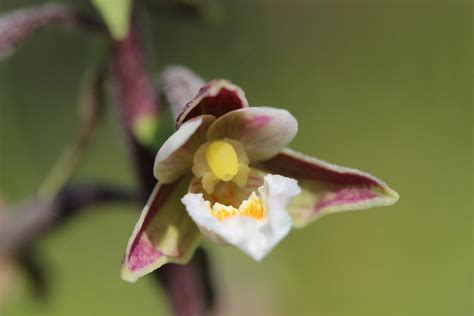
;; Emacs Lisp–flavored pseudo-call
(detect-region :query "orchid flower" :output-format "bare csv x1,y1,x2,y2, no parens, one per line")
121,79,399,282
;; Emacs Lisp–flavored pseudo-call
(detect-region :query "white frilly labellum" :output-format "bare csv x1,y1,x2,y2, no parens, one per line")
181,174,301,261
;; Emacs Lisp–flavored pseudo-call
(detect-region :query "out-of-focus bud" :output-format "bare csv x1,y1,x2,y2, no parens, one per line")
160,66,205,120
0,197,16,311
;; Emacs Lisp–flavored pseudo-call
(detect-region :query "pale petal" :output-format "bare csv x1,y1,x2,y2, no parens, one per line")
182,174,300,261
153,115,215,183
176,79,249,129
121,179,201,283
207,107,298,162
259,148,399,227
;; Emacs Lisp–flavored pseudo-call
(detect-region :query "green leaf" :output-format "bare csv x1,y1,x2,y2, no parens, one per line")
91,0,132,40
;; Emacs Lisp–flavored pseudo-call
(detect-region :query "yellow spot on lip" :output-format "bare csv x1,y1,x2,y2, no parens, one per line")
205,141,239,181
209,192,264,221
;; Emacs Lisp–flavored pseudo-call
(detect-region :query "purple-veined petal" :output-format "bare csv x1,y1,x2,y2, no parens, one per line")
259,148,399,227
154,115,215,184
121,179,201,283
175,79,249,129
207,107,298,162
182,174,300,261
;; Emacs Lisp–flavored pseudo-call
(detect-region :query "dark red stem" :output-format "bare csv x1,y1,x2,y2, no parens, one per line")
110,6,212,316
111,13,157,194
0,184,138,255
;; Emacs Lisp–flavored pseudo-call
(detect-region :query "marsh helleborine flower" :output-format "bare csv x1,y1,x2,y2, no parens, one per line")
121,80,399,282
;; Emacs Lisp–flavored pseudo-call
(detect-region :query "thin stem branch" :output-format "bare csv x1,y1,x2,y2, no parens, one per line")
0,184,139,256
38,62,105,200
0,3,105,60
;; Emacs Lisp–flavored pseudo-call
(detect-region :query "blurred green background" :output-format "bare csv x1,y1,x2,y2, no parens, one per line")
0,0,472,315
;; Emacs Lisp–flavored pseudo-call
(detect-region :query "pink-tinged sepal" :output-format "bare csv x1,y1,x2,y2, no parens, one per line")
176,79,249,129
121,180,201,282
260,148,399,227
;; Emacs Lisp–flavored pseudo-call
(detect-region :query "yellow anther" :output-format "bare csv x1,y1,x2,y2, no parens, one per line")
205,141,239,181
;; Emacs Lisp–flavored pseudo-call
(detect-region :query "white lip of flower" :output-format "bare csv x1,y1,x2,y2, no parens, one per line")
182,174,300,261
185,136,301,260
153,107,301,260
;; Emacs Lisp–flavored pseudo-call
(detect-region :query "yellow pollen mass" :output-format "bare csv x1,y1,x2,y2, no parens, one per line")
205,141,239,181
209,193,264,221
240,197,264,220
